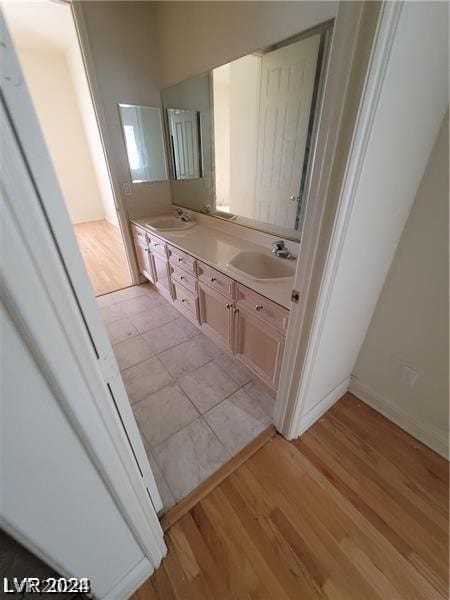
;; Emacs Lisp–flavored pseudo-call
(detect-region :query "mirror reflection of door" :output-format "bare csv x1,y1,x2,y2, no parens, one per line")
167,109,202,179
255,35,321,228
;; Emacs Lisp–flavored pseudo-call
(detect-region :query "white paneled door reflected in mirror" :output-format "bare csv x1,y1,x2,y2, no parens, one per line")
161,23,332,240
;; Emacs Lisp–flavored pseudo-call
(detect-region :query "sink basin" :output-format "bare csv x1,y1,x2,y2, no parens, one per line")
145,216,196,232
227,251,295,281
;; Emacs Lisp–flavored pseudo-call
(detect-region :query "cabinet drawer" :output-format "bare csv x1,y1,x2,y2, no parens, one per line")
172,280,199,321
168,244,197,275
148,235,167,257
170,266,197,293
235,284,289,332
197,261,233,298
131,224,148,244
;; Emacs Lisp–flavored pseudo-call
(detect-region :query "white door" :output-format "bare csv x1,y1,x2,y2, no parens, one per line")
168,109,201,178
255,35,321,228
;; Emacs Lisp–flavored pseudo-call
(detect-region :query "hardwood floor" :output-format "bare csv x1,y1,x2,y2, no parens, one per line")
74,219,131,296
134,393,449,600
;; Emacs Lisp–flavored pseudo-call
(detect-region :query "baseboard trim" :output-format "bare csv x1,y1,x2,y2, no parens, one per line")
296,378,350,438
349,376,449,459
103,557,154,600
161,425,277,531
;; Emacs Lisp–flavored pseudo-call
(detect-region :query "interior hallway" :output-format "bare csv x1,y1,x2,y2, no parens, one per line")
75,219,131,296
134,393,449,600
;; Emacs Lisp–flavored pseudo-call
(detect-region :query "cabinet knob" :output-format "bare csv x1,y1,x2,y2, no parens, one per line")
225,303,231,309
178,257,183,262
144,248,149,253
154,243,160,247
233,307,239,314
255,305,263,311
180,276,185,280
210,277,216,282
181,298,186,303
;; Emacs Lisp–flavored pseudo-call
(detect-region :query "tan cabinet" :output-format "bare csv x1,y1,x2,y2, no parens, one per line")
167,244,197,275
152,252,173,302
197,281,233,351
197,262,233,298
233,306,285,389
131,224,154,282
172,280,199,323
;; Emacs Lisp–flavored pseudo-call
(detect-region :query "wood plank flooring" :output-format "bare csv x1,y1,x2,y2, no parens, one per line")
134,393,449,600
74,219,131,296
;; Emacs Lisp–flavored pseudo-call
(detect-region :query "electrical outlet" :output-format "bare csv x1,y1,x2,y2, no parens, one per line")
400,364,418,387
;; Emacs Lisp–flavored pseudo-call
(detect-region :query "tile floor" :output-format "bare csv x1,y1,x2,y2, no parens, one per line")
98,284,275,511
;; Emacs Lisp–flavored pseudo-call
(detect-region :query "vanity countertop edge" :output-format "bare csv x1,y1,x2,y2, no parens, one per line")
130,217,295,310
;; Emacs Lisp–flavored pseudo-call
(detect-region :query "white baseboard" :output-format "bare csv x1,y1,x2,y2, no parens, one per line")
103,557,154,600
296,378,350,437
349,376,449,460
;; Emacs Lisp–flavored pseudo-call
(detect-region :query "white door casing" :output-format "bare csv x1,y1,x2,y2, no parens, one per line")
254,34,321,228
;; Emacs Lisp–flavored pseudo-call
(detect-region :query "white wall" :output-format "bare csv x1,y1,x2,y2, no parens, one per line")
213,64,231,210
3,0,119,227
17,48,105,224
155,1,337,88
66,34,118,226
78,1,172,219
351,112,449,457
229,54,261,218
296,3,449,447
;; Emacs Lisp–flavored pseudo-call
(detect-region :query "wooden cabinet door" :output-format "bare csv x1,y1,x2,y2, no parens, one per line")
152,252,173,301
133,235,154,283
233,307,285,390
197,281,232,350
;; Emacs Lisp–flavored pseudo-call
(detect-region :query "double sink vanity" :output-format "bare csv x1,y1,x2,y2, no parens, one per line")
130,214,296,391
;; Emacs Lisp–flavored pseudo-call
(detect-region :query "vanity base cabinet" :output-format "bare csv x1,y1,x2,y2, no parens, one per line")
233,307,285,389
197,281,233,351
130,222,290,392
152,252,173,302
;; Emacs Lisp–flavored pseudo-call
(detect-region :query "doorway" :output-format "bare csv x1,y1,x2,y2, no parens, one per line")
3,0,131,297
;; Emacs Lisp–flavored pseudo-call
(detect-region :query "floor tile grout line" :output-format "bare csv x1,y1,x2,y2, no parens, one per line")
151,414,231,504
134,388,200,453
101,298,176,327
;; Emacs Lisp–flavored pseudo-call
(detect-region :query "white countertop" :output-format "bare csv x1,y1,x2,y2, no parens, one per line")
131,218,294,309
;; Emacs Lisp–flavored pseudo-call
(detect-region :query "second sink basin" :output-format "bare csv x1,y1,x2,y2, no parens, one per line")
227,251,295,281
145,216,196,232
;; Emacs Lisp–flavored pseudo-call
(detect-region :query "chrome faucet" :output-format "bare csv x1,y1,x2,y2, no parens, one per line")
175,208,191,222
272,240,295,260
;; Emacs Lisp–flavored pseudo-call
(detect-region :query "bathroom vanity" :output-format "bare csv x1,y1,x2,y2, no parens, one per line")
130,219,293,391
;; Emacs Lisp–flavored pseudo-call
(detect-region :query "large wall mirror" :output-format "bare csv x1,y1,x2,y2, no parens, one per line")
162,74,214,213
161,23,332,239
118,104,168,183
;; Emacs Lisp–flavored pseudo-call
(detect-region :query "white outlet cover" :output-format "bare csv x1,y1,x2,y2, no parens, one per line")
400,365,418,386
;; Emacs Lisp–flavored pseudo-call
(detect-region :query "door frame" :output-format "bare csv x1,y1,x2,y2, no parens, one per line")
1,11,165,588
274,1,401,438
